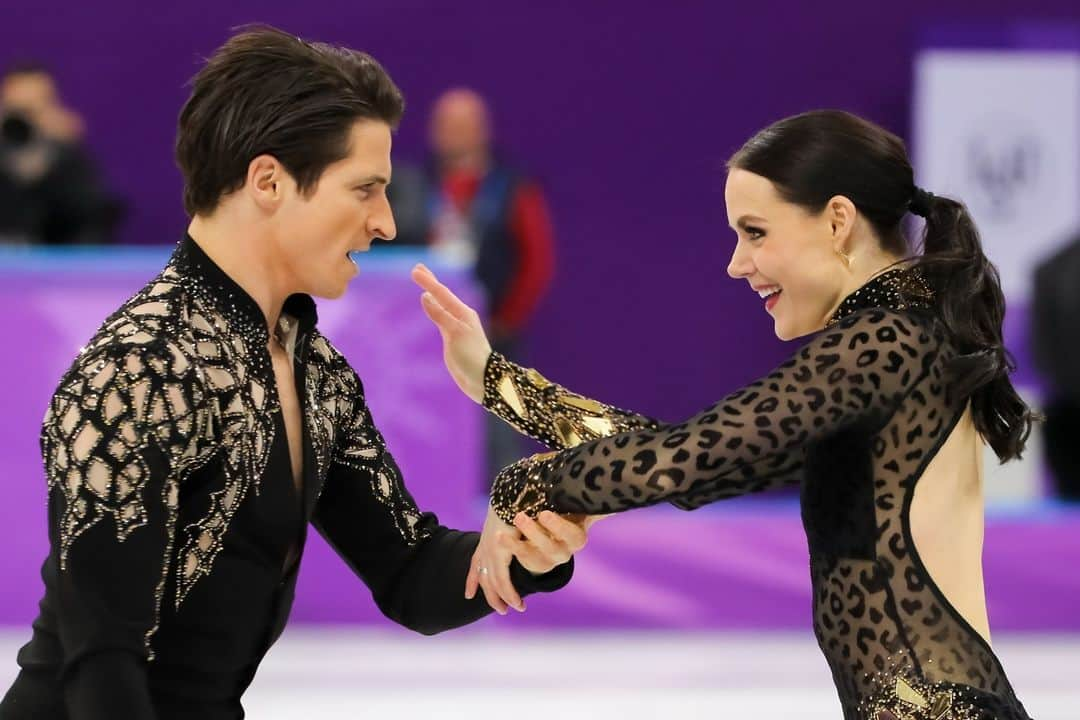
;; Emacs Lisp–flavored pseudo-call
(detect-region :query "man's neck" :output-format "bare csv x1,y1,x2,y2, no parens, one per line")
187,213,292,332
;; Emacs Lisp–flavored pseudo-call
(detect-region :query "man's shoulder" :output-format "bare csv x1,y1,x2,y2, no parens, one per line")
67,266,195,378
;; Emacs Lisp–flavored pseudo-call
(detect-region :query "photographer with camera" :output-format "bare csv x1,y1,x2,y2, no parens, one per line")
0,63,122,245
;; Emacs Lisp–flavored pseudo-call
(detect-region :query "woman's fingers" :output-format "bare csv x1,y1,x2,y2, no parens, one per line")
411,264,480,324
419,291,462,336
514,513,566,560
537,511,588,553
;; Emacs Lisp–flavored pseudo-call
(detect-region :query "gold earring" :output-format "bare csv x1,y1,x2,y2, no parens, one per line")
836,249,853,269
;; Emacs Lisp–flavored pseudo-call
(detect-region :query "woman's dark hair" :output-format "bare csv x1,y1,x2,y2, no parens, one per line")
176,25,404,217
728,109,1036,462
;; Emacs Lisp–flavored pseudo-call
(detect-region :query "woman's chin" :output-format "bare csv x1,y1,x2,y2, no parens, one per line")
772,315,812,342
773,325,794,341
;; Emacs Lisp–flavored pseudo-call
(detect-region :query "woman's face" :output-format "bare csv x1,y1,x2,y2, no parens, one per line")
724,168,850,340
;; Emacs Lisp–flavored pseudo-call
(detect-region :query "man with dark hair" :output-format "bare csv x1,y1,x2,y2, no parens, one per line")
0,27,584,719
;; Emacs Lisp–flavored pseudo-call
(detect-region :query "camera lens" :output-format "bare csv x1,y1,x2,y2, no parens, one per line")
1,112,35,147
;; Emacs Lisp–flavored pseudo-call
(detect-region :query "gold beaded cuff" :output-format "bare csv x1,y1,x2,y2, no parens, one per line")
482,352,660,450
490,451,559,524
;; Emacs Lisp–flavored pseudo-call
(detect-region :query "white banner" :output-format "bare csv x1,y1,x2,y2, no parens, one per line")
913,49,1080,503
913,50,1080,303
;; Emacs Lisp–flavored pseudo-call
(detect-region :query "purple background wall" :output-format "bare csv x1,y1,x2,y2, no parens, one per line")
2,4,1079,631
2,1,1076,422
2,254,1077,630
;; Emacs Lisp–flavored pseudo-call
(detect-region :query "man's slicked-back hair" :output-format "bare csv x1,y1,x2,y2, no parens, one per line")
176,25,404,217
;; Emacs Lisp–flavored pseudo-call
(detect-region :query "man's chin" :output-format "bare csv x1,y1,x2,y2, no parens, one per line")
306,262,357,300
313,283,349,300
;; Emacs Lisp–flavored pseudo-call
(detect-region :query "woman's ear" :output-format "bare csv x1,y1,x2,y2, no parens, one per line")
825,194,857,250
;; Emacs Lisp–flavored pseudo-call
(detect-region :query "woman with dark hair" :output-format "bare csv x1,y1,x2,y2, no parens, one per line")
414,110,1037,719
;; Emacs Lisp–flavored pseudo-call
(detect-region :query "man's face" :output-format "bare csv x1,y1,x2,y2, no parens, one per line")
1,72,58,123
271,119,396,299
429,90,489,168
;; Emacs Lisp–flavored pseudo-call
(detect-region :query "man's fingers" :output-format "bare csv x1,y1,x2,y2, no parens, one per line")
478,576,509,615
465,563,479,599
493,534,525,612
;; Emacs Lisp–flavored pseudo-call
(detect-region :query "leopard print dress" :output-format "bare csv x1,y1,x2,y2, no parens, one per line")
483,269,1031,720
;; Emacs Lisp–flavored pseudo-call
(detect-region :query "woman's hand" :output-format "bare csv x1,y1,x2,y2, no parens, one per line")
411,263,492,404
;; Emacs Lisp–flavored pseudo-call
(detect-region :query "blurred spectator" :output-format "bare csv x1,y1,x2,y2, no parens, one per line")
390,88,555,482
0,62,123,244
1031,232,1080,501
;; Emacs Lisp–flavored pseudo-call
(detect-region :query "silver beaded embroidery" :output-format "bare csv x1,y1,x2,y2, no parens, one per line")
44,240,430,657
327,350,429,543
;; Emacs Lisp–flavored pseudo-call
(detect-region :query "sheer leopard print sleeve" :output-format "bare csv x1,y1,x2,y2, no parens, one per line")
482,352,663,450
490,308,939,523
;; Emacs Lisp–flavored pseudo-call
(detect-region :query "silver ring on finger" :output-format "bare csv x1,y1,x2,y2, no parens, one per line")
478,567,489,575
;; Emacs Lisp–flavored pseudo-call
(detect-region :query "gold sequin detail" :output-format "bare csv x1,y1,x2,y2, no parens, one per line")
826,267,935,328
554,416,581,446
482,352,662,524
561,395,605,414
490,451,558,524
580,415,615,437
498,374,527,419
524,367,553,390
482,352,660,451
859,673,982,720
895,677,929,709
